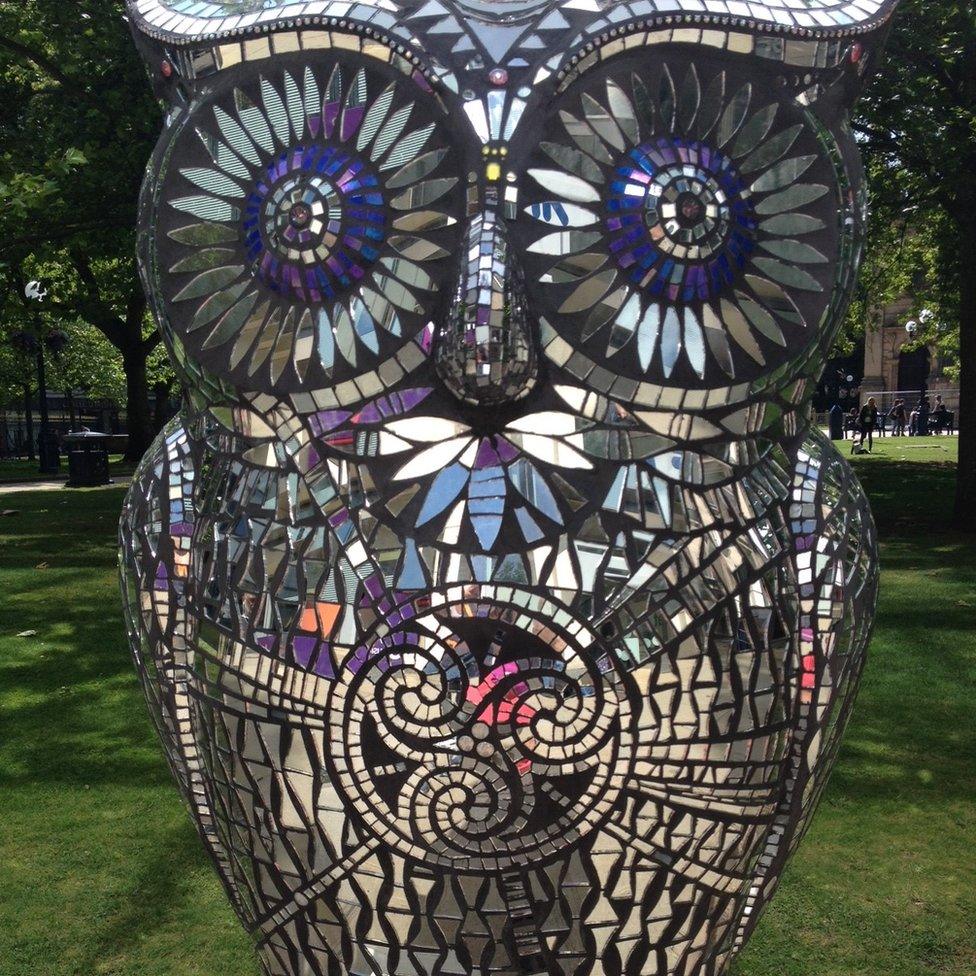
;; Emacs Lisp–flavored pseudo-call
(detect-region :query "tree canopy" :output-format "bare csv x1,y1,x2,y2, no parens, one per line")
855,0,976,526
0,0,162,458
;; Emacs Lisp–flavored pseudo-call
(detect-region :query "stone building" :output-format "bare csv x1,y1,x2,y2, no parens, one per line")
861,299,956,414
816,297,957,415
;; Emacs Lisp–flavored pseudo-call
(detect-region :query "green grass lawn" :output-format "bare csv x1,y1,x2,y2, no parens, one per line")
0,437,972,976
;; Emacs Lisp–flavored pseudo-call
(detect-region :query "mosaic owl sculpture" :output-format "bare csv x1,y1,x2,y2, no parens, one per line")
120,2,899,974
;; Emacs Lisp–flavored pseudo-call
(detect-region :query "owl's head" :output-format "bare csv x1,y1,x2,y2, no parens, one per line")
128,0,899,435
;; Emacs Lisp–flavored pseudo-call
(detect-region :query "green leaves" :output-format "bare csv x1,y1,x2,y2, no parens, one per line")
0,148,87,220
848,0,973,365
0,0,161,438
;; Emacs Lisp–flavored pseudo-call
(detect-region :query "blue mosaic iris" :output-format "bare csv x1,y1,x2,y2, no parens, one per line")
244,145,385,304
606,137,757,303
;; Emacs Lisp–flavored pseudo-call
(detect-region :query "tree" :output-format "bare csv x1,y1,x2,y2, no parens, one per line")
0,0,161,460
46,320,128,419
856,0,976,528
0,328,36,457
837,204,943,359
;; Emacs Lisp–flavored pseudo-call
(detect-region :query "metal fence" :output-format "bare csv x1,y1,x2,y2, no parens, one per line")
1,387,181,457
0,399,126,458
813,389,961,435
0,391,128,458
862,389,960,416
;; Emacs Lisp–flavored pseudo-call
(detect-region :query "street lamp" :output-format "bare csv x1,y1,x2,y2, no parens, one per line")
903,315,930,403
24,279,48,302
905,309,935,341
22,280,62,475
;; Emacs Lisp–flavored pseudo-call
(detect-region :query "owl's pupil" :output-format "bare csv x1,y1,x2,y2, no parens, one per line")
289,203,312,228
677,193,705,225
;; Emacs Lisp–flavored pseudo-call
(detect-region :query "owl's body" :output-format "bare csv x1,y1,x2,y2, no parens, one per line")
120,1,895,974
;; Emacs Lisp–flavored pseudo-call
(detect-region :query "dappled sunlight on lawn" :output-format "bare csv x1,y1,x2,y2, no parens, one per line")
1,452,973,976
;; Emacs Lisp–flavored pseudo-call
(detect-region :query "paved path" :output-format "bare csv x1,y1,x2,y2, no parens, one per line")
0,479,129,497
0,480,68,496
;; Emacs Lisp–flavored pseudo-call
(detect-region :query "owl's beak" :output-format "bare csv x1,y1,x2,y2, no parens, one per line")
435,210,537,406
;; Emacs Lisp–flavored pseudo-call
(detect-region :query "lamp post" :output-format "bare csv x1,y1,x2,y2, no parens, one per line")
9,330,38,462
22,378,35,462
904,315,929,404
22,280,62,475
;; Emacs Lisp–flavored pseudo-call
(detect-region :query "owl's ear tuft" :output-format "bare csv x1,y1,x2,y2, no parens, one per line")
128,23,189,109
837,2,904,107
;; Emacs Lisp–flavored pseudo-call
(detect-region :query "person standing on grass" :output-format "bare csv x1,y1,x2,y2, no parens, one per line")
854,396,879,454
889,399,907,436
917,396,930,436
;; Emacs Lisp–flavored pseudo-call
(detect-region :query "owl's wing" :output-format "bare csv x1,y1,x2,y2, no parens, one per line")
120,416,249,919
733,428,878,949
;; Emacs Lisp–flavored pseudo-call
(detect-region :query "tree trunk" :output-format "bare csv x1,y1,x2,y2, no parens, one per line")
953,235,976,531
153,379,172,433
123,345,153,463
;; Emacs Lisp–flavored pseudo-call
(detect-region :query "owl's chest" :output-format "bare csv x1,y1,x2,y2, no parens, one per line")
130,424,809,976
184,450,801,780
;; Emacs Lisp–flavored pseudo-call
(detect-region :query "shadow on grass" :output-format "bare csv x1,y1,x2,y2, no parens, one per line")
71,819,229,976
853,458,958,532
0,649,169,789
0,486,129,570
0,455,136,486
816,527,976,808
1,486,169,790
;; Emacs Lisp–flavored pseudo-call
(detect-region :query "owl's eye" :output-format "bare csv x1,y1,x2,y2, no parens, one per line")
152,54,463,390
517,55,848,387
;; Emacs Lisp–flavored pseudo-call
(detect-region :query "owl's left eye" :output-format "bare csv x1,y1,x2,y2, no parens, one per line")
152,54,463,393
515,53,849,389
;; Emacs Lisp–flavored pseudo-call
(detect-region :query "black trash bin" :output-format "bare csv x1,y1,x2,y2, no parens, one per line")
828,404,844,441
64,430,112,487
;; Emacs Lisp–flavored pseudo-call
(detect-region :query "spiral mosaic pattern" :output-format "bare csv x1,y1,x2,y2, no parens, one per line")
156,57,460,387
246,147,384,303
327,589,635,871
607,137,755,296
522,61,844,384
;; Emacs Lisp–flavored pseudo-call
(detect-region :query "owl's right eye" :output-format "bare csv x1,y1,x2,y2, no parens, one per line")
151,53,464,394
516,52,847,391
